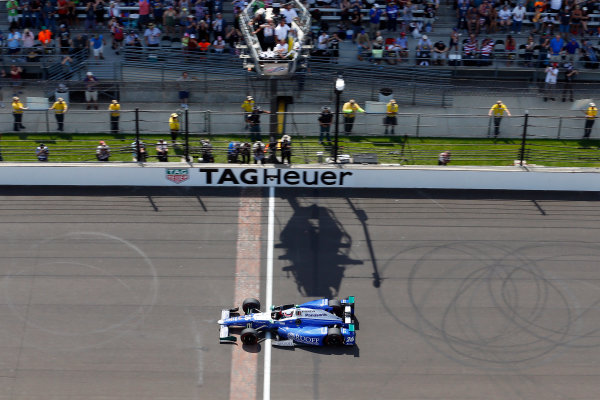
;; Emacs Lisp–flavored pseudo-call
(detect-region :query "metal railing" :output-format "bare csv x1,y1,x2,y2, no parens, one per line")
1,109,599,166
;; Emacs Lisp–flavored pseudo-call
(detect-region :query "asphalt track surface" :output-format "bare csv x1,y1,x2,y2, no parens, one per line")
1,187,600,400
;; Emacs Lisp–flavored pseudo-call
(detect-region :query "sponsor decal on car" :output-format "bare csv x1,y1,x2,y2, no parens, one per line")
166,168,190,184
287,332,320,345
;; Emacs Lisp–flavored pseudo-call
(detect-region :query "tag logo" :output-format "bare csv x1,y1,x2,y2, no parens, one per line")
166,168,189,184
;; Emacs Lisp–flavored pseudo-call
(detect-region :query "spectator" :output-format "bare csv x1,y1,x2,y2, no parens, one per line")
505,34,517,65
281,3,298,25
169,113,180,144
432,40,448,65
531,6,542,35
7,28,21,55
22,29,35,49
111,22,125,54
252,141,266,164
478,0,491,34
457,0,469,32
49,97,68,131
356,29,370,61
38,25,52,47
255,19,276,50
280,134,292,165
274,38,289,58
213,35,226,53
316,31,330,57
583,102,597,139
138,0,151,29
10,65,23,96
94,0,106,27
177,71,197,109
156,139,169,161
394,31,409,61
96,140,111,161
544,63,559,101
498,5,512,33
524,35,535,66
463,33,478,64
423,1,436,33
342,99,365,134
479,37,494,66
36,143,49,161
549,34,564,63
90,33,105,60
109,1,121,20
487,5,498,34
144,22,161,47
403,1,415,30
84,71,99,110
12,96,27,131
200,139,214,162
386,2,399,32
369,4,383,39
163,6,177,36
416,35,433,66
108,99,120,133
561,63,577,102
438,150,450,165
512,2,526,34
85,1,96,30
125,30,139,47
581,40,598,69
59,30,73,55
57,0,68,25
564,37,579,62
248,106,270,142
384,99,398,135
275,19,290,42
351,10,363,41
570,5,583,36
212,13,226,40
466,5,479,35
318,106,333,143
488,100,511,137
6,0,19,29
558,5,571,37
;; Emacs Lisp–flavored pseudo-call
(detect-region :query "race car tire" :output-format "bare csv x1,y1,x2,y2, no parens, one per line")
324,327,343,346
242,298,261,314
329,299,342,317
240,327,259,345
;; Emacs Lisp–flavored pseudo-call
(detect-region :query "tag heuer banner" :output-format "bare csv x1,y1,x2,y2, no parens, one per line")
166,168,190,184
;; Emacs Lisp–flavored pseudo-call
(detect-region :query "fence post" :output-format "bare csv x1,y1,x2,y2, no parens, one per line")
557,116,562,139
135,107,141,162
487,116,492,138
45,109,50,134
411,83,417,105
519,111,529,166
185,108,190,162
206,110,211,136
416,114,421,137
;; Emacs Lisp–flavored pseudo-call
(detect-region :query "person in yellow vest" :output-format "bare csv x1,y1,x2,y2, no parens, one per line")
384,99,398,135
12,96,28,132
49,97,68,131
108,99,121,134
169,113,180,144
241,95,255,130
342,99,365,134
488,100,511,138
584,102,597,139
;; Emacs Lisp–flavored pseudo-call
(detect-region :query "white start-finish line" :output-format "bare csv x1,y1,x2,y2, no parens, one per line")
263,187,275,400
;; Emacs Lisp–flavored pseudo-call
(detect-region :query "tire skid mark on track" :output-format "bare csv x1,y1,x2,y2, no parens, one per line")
229,188,263,400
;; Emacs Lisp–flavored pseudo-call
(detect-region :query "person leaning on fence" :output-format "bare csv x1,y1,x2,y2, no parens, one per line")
318,106,333,144
36,143,49,162
544,63,559,102
438,150,451,165
342,99,365,134
384,99,399,135
108,99,120,134
241,96,255,130
200,139,214,163
248,106,271,142
488,100,511,137
96,140,111,161
131,140,147,162
583,102,597,139
169,113,180,144
156,139,169,162
49,97,68,132
12,96,27,132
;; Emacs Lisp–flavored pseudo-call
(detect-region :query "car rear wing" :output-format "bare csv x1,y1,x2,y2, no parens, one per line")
342,296,355,324
219,309,237,343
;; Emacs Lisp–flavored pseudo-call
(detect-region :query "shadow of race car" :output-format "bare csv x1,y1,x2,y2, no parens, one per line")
218,296,356,347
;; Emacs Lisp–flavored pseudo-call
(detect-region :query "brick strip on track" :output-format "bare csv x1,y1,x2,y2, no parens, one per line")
229,187,263,400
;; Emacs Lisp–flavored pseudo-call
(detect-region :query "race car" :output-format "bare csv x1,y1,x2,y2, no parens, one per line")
218,297,356,346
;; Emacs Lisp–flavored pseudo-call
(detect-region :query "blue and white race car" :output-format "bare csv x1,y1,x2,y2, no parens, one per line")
218,297,356,347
